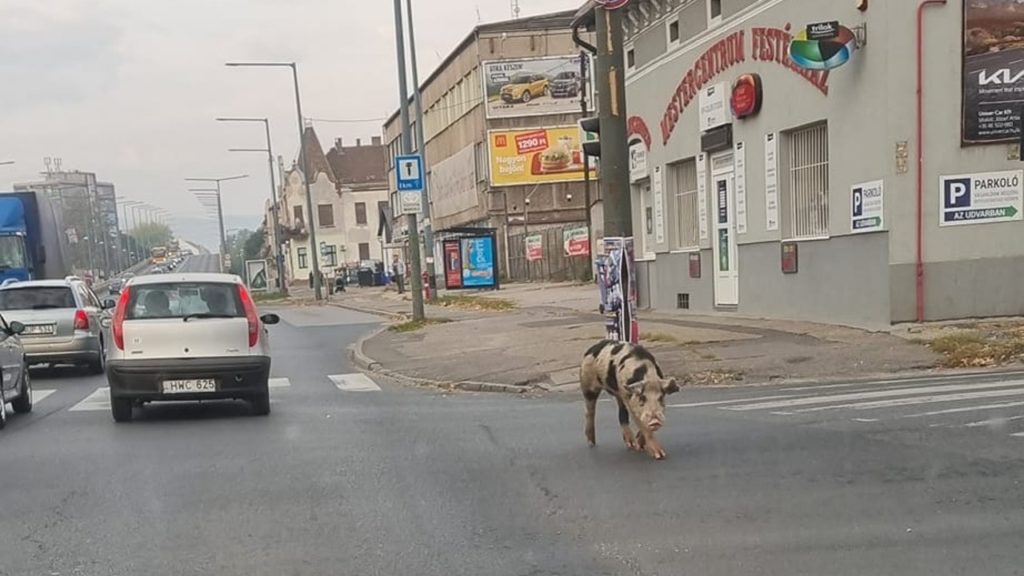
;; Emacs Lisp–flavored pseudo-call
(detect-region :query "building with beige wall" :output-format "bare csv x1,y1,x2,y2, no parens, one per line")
279,127,388,284
383,10,596,280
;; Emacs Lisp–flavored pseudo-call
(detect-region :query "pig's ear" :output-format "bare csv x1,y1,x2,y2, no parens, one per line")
626,381,645,397
662,378,680,395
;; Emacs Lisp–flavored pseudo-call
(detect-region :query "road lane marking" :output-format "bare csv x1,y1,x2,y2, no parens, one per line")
268,378,291,388
69,387,110,412
668,394,798,408
852,418,879,423
1011,432,1024,438
723,380,1024,411
791,388,1024,413
904,400,1024,418
329,373,381,392
962,415,1024,428
33,389,56,404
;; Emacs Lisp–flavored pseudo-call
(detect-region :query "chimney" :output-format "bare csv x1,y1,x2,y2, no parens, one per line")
372,136,382,146
335,137,343,149
356,138,362,147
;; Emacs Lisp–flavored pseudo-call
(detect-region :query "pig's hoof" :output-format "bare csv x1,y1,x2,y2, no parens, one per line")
648,446,667,460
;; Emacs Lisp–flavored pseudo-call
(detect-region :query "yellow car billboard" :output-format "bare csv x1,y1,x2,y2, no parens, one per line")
488,126,597,187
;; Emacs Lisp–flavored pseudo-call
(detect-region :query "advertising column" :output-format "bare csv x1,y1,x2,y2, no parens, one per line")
597,237,638,343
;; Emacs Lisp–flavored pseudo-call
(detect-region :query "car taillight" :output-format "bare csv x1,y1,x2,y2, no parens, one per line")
238,285,259,347
73,309,89,331
112,287,130,350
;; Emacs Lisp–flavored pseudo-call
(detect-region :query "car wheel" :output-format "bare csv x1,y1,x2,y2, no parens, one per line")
0,386,7,430
87,339,106,375
11,362,31,414
111,396,133,423
521,90,531,103
250,386,271,416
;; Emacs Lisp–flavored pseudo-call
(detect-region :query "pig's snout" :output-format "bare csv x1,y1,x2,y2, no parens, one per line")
647,419,663,431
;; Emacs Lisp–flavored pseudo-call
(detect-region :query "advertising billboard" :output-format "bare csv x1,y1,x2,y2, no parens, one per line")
488,126,598,187
482,55,592,119
443,240,463,289
963,0,1024,144
461,236,497,288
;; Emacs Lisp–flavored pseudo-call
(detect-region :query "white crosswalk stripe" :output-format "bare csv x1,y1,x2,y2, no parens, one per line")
33,389,56,404
673,377,1024,438
69,387,110,412
268,377,291,388
329,373,381,392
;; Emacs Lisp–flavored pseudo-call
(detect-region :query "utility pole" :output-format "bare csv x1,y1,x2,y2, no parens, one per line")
579,51,594,246
405,0,437,301
595,6,632,237
393,0,425,321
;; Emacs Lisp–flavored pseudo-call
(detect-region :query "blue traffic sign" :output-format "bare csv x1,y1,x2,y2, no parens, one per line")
395,154,424,191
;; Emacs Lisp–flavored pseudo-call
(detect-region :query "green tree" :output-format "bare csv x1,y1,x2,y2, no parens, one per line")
129,222,174,250
243,227,266,262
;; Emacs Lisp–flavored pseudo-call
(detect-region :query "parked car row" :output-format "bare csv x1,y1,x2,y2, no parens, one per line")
0,270,280,428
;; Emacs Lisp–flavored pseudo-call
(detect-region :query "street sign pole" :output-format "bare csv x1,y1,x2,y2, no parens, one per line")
393,0,425,321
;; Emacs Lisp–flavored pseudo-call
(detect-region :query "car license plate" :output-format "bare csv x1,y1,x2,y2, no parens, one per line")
24,324,55,335
162,379,217,394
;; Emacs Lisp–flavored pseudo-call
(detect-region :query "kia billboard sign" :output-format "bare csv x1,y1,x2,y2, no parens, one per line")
963,0,1024,144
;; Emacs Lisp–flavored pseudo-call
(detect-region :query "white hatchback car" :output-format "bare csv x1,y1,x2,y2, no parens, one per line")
105,273,280,422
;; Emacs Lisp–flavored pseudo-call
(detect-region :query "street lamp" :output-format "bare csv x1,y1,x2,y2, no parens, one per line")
217,116,287,293
117,199,142,265
186,175,248,272
225,61,322,300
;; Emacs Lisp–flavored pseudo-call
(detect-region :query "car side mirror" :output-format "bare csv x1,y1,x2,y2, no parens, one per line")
8,321,25,335
102,299,117,310
260,313,280,326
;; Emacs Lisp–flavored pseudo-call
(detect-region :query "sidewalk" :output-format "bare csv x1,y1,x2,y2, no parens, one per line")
331,282,943,392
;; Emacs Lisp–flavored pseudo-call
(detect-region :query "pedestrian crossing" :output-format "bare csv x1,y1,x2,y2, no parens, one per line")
33,373,384,414
670,376,1024,439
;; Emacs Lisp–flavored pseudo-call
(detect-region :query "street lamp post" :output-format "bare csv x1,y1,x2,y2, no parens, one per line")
225,61,323,300
186,175,248,272
118,199,141,266
217,117,287,293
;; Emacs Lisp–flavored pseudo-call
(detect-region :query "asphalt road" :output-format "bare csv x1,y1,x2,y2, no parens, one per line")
3,271,1024,574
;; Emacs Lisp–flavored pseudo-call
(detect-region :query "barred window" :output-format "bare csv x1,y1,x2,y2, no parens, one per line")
786,123,829,239
669,159,699,250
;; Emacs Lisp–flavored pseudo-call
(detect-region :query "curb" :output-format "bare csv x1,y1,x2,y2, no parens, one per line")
693,365,1024,389
349,326,530,394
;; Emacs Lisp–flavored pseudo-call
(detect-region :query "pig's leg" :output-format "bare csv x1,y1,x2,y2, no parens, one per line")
584,389,600,446
637,426,667,460
616,397,638,450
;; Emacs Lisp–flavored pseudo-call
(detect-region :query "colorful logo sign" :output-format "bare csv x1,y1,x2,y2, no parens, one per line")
789,23,857,70
730,73,763,119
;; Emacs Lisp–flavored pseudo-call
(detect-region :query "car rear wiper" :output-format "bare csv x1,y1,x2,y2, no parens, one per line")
182,313,237,322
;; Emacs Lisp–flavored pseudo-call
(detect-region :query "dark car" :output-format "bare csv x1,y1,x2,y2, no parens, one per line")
550,71,580,98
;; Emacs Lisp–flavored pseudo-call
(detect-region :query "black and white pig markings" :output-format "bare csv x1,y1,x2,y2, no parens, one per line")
579,340,682,460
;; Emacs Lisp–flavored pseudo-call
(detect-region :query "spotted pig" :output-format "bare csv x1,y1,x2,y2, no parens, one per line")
579,340,681,460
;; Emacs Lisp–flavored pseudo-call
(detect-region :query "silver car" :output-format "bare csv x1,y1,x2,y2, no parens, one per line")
105,273,280,422
0,313,30,429
0,277,111,373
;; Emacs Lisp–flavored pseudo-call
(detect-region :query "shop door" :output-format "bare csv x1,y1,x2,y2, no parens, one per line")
711,152,738,306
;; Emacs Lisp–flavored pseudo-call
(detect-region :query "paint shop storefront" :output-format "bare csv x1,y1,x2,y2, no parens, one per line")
620,0,1024,328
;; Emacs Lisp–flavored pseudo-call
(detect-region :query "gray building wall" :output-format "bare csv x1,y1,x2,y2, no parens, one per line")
621,0,1024,327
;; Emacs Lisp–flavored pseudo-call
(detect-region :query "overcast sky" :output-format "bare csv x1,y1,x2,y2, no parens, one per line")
1,0,582,247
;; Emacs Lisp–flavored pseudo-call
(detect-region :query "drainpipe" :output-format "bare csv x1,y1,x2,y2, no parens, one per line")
916,0,947,322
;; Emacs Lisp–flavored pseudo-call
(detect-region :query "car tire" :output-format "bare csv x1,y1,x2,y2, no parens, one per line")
250,387,271,416
521,90,531,103
87,340,106,375
11,362,31,414
111,396,133,423
0,386,7,430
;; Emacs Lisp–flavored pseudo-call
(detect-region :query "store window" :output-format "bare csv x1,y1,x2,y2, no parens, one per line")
355,202,368,225
669,159,699,250
785,122,830,239
297,247,308,269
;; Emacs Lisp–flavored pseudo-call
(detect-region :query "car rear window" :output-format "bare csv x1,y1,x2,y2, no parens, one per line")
0,287,76,310
126,282,244,320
